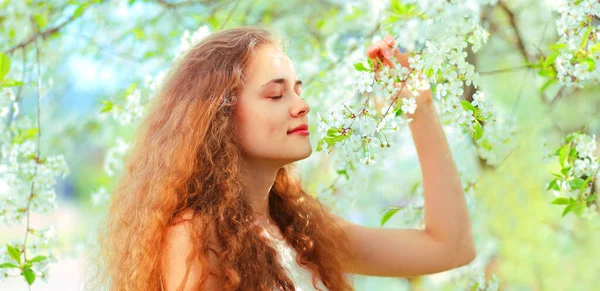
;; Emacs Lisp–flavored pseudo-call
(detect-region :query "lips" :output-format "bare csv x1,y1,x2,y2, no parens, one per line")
287,124,309,134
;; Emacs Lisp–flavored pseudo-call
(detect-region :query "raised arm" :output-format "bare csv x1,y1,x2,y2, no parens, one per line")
329,36,475,277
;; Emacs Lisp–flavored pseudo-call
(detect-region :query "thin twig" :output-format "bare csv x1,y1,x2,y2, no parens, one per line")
22,33,43,291
219,0,242,30
479,65,532,75
510,69,530,118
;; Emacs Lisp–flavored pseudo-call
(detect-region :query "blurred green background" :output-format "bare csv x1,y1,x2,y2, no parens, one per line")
1,0,599,290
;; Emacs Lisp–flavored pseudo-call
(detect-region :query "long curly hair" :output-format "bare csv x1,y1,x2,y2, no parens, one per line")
92,26,355,291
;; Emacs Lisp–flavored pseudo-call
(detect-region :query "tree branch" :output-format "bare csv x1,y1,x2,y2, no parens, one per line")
497,1,531,62
5,9,82,55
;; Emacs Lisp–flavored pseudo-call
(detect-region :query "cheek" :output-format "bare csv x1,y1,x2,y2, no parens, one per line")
236,102,283,140
238,113,279,142
266,123,278,136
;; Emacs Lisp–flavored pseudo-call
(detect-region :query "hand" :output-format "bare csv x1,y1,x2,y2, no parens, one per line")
366,35,432,103
366,35,411,80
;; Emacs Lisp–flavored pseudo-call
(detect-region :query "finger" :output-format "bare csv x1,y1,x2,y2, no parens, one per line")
366,45,379,59
374,41,394,60
384,35,395,47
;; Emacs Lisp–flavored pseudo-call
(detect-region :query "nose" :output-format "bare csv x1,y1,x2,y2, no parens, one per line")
291,96,310,117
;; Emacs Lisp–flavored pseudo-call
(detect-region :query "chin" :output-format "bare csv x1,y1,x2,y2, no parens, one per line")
286,146,313,163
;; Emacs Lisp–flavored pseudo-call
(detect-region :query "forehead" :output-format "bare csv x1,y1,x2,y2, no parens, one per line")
245,44,297,86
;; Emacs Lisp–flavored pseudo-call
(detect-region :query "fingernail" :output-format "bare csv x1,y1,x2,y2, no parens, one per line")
397,46,407,53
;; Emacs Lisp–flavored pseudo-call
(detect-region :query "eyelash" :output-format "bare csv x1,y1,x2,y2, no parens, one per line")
270,91,302,100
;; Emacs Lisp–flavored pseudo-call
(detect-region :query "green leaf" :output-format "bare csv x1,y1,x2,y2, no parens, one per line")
13,128,39,144
74,3,89,18
0,53,10,82
572,202,586,217
551,197,570,205
537,66,556,78
131,27,145,39
394,106,403,117
544,51,559,68
559,143,570,167
316,139,326,152
354,62,369,72
568,178,586,190
1,79,24,87
586,194,597,202
326,127,339,135
410,181,421,194
581,57,595,71
561,166,571,176
380,206,405,227
6,245,21,264
389,0,418,19
547,179,560,191
0,262,18,269
23,268,35,285
100,100,114,113
549,43,566,51
125,83,138,96
580,26,592,50
27,255,47,263
561,203,575,217
568,147,577,160
33,13,48,29
336,169,349,180
367,58,374,69
473,121,483,140
460,100,476,113
207,16,220,30
591,43,600,53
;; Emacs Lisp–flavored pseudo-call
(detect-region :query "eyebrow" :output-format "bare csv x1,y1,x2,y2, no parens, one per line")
261,78,303,87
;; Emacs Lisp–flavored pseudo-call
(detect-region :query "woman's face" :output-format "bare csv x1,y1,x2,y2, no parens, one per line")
235,44,312,166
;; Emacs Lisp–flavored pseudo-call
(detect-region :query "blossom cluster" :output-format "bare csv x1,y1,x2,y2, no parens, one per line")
173,25,211,60
0,113,68,285
547,0,600,89
99,25,211,127
316,0,504,169
546,132,599,219
467,271,500,291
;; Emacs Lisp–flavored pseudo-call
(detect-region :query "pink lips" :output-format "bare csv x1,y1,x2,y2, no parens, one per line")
288,129,309,136
288,124,309,136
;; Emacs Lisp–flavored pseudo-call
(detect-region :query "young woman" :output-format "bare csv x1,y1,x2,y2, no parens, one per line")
96,27,475,291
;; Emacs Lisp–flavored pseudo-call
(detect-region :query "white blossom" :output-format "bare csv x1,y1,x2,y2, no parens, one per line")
401,97,417,115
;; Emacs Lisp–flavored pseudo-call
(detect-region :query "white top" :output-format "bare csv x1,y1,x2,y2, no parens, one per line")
261,229,328,291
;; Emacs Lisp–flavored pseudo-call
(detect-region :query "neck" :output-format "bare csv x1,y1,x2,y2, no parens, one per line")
239,157,283,219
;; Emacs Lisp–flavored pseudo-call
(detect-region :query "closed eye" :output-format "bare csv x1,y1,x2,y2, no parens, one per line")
270,96,283,99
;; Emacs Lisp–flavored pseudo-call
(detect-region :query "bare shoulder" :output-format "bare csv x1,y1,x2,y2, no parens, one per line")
161,209,224,291
171,208,196,224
